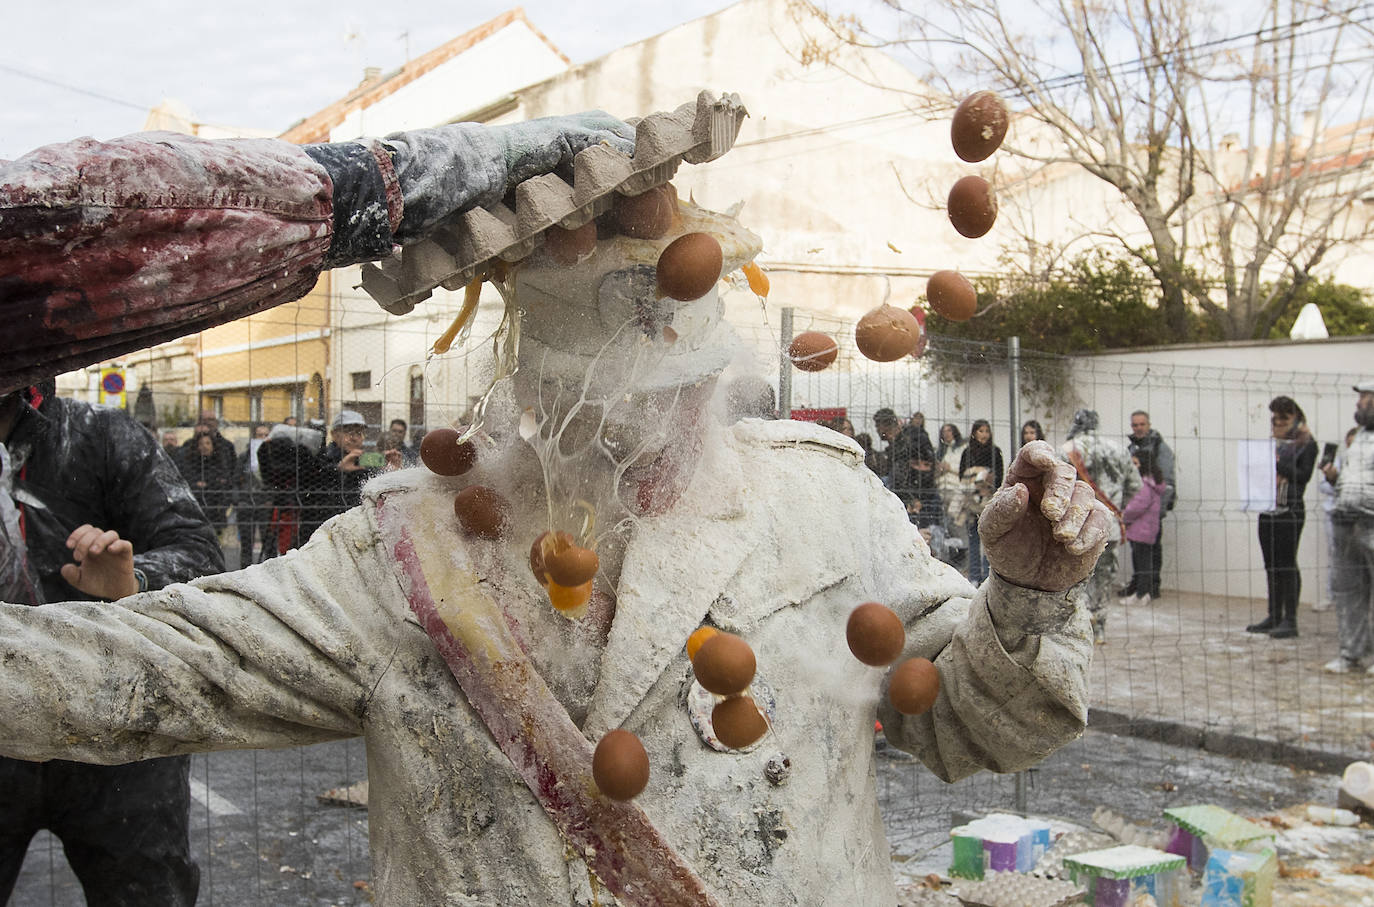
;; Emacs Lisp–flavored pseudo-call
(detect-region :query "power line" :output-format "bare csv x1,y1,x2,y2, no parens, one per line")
0,62,149,113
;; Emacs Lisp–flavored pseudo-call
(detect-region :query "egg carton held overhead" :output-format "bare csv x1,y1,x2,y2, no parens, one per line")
360,90,749,315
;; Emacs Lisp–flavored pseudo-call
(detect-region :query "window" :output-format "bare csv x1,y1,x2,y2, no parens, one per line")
249,393,263,422
351,371,372,391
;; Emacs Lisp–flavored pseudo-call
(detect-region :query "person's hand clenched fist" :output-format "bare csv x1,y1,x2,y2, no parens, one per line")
979,440,1112,591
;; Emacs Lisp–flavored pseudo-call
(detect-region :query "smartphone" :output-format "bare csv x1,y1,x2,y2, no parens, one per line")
359,451,385,469
1319,442,1338,468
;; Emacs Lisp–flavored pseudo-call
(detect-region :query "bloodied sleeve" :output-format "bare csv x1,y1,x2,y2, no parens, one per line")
0,506,400,764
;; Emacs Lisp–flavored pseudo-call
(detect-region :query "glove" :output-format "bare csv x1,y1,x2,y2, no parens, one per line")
385,111,635,243
305,112,635,268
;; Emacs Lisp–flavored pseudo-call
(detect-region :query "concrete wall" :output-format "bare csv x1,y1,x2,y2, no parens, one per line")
807,334,1374,603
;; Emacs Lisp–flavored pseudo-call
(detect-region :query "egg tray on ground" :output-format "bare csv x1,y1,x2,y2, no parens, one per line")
360,90,749,315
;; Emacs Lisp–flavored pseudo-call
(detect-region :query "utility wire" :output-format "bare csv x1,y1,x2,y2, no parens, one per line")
0,62,149,113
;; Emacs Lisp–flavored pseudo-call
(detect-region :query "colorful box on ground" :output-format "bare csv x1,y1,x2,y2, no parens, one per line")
1063,844,1186,907
1201,847,1276,907
1162,805,1275,872
948,813,1052,879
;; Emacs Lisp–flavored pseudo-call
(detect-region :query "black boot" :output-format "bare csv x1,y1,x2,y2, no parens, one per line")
1246,616,1277,633
1269,619,1298,639
1270,585,1300,638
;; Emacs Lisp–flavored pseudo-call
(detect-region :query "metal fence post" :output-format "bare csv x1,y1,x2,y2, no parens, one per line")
1008,335,1030,815
778,306,794,418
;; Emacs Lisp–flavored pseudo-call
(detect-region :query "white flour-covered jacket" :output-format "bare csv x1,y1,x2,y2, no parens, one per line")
0,419,1092,906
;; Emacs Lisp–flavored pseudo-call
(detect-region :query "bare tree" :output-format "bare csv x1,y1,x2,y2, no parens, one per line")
798,0,1374,340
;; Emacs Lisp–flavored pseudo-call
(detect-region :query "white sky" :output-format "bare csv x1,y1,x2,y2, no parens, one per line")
0,1,746,161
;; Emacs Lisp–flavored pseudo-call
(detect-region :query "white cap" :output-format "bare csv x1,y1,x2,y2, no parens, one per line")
1354,381,1374,394
332,409,366,428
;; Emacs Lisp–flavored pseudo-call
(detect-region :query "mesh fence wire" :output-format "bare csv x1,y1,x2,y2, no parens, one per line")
25,288,1372,901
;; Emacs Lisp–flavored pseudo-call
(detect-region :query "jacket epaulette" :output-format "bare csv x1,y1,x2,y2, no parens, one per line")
729,418,864,468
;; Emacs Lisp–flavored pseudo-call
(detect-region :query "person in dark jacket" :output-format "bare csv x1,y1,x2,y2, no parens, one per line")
1246,395,1318,639
0,384,222,906
236,423,273,566
257,424,339,555
177,426,236,532
959,420,1005,585
179,411,237,487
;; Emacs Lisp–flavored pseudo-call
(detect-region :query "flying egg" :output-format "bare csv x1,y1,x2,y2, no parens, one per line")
657,232,723,301
947,176,998,239
855,304,921,362
787,331,839,372
846,602,905,667
420,428,477,477
951,91,1009,163
592,729,650,801
693,632,756,696
926,270,977,321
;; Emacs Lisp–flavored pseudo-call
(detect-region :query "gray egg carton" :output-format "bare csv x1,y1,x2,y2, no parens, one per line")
360,90,749,315
951,872,1086,907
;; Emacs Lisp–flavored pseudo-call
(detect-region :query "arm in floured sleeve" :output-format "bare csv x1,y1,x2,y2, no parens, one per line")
0,504,405,764
878,572,1091,782
856,472,1092,783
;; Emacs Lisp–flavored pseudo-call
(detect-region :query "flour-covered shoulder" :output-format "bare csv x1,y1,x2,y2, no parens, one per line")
729,417,864,468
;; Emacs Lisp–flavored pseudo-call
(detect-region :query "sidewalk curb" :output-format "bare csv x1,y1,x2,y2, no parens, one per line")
1089,708,1353,775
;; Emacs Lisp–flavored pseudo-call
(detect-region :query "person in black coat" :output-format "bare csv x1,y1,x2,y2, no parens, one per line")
1246,395,1318,638
959,420,1005,585
0,384,222,905
177,428,236,532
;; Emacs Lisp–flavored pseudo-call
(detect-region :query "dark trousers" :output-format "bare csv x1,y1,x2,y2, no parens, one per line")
1127,538,1160,598
1258,510,1306,624
0,755,198,906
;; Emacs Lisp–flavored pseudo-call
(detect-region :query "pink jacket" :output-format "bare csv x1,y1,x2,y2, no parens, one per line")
1121,476,1164,543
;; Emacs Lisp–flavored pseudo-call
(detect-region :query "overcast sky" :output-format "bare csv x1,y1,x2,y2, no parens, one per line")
0,1,749,161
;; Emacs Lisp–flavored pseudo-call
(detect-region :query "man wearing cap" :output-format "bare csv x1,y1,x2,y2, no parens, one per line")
0,102,1114,905
322,409,401,512
1320,382,1374,674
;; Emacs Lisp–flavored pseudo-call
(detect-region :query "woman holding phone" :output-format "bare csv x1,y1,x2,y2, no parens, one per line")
1246,396,1318,638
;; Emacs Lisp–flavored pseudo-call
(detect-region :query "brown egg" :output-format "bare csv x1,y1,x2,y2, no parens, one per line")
592,729,650,800
693,632,756,695
613,184,678,239
420,428,477,477
544,221,598,266
529,530,573,585
544,542,599,587
453,486,509,540
847,602,906,667
948,176,998,239
951,91,1009,163
888,657,941,715
712,695,769,749
855,304,921,362
926,270,977,321
657,232,723,301
787,331,839,372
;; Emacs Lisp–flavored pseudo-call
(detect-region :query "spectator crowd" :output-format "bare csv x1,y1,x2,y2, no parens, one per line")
166,410,421,566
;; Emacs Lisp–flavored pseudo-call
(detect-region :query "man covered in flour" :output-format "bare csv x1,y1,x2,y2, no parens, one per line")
0,96,1112,906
